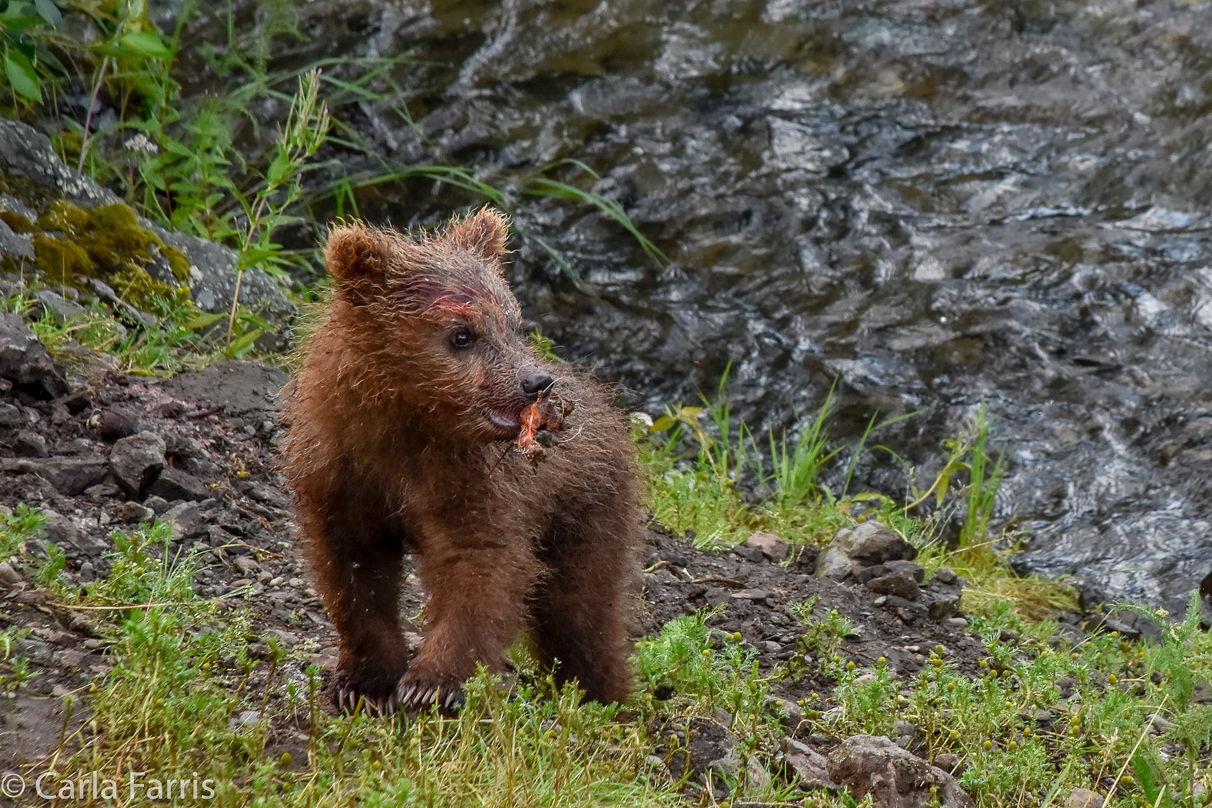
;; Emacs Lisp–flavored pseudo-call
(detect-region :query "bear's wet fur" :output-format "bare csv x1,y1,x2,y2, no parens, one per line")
280,209,641,713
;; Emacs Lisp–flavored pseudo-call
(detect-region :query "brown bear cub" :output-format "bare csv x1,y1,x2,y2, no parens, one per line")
281,209,641,714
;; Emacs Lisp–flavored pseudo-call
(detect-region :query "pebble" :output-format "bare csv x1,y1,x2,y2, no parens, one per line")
745,531,790,562
144,495,172,514
119,502,155,523
934,752,963,774
946,617,969,629
1066,789,1104,808
932,566,958,585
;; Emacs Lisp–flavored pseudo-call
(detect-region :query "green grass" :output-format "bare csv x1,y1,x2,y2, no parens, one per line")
638,380,1075,620
6,520,684,806
1,485,1209,808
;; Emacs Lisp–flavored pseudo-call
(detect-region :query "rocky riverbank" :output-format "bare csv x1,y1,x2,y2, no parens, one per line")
1,311,1195,807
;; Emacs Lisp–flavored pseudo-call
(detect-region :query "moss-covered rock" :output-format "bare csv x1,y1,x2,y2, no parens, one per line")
0,211,35,234
26,200,190,315
0,118,293,343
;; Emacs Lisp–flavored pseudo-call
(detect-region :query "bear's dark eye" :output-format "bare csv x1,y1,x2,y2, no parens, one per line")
451,328,475,349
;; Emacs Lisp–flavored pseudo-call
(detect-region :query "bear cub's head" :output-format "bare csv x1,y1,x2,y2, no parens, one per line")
323,209,554,443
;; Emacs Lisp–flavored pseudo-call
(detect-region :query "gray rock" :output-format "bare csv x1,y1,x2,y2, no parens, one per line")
94,407,139,442
109,431,167,497
1066,789,1104,808
934,753,963,775
0,402,21,427
0,312,68,399
148,467,210,502
0,217,33,260
826,735,976,808
745,531,790,562
243,481,290,509
118,501,155,523
816,522,916,581
144,495,172,514
0,119,118,207
164,501,204,541
710,744,770,796
157,229,294,347
885,559,925,582
82,278,157,328
7,456,108,495
157,360,289,417
926,587,963,619
772,697,803,733
0,561,22,586
932,566,958,585
31,289,87,325
40,510,79,547
0,194,37,221
732,544,765,563
866,573,921,600
13,429,48,457
781,738,840,791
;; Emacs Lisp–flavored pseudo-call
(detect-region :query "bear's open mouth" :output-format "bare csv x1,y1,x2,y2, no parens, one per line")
485,409,522,434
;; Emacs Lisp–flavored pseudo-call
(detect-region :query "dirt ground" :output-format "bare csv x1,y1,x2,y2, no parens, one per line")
1,353,994,780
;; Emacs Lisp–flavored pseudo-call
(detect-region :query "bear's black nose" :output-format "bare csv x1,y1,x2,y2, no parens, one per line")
520,371,555,399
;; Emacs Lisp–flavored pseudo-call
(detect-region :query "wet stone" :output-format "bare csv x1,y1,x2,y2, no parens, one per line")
144,495,171,514
932,567,958,585
164,501,205,541
60,388,92,414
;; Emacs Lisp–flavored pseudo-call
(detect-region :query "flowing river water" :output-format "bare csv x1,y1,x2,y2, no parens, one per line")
185,0,1212,611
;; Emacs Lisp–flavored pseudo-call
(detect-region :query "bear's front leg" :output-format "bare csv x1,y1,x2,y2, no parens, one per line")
296,483,410,715
396,527,541,713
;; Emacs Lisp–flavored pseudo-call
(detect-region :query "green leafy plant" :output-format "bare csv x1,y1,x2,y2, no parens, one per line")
223,66,329,341
1,0,64,105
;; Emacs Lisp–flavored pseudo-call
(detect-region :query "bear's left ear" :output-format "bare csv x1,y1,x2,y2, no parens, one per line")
444,208,509,264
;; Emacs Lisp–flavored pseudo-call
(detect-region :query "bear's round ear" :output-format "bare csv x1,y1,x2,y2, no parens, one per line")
443,208,509,264
325,223,393,283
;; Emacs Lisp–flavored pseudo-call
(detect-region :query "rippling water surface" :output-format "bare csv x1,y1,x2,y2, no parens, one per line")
190,0,1212,609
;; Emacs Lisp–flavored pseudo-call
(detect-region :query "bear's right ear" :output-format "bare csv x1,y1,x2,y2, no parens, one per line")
325,224,393,284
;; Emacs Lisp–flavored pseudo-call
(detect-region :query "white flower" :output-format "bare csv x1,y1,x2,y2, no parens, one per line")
123,134,159,155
